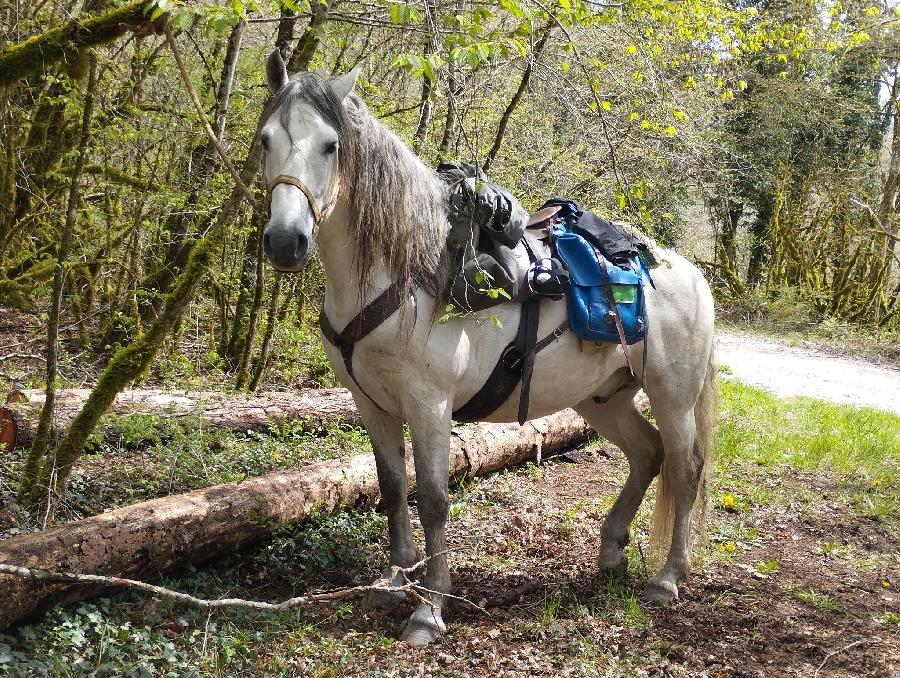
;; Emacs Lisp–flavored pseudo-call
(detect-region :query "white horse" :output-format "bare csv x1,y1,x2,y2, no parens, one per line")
260,52,716,647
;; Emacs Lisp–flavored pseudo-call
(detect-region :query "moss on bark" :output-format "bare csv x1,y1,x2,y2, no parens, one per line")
0,1,158,89
26,228,221,511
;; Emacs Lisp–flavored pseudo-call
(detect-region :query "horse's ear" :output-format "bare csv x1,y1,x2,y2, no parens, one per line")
266,49,289,95
330,65,362,102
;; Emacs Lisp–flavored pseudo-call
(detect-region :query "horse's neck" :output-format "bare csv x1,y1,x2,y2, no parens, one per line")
318,199,394,328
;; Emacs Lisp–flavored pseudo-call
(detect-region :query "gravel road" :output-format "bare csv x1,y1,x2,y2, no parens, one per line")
716,332,900,415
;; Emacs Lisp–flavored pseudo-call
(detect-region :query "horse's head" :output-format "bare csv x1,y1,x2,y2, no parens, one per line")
261,50,360,271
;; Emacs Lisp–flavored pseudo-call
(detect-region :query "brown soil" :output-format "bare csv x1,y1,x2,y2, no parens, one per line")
291,448,899,677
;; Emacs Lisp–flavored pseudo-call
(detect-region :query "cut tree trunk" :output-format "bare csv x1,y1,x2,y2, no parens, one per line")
0,409,603,630
3,387,361,448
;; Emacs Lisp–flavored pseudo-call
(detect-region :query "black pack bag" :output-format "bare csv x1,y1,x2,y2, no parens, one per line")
439,162,529,311
540,198,646,268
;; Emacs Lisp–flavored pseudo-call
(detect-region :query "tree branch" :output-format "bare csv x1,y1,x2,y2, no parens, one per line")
0,550,489,615
0,1,161,89
164,26,257,210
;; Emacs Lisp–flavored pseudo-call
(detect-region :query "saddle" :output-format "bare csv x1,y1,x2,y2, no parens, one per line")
319,173,653,425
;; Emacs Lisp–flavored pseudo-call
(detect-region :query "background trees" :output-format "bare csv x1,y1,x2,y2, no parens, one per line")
1,0,898,508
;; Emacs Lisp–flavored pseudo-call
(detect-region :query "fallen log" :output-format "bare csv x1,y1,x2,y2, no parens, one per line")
3,387,362,448
0,409,600,630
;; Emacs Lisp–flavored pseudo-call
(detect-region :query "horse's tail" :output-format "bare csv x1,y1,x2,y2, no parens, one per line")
650,340,717,558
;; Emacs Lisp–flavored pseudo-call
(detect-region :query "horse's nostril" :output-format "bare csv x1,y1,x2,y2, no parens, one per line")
264,226,308,270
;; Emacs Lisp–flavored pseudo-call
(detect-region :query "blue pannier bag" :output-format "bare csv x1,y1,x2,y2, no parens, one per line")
554,225,650,344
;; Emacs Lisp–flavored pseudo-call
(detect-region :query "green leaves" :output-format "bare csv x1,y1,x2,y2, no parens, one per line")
392,53,444,82
388,1,423,25
153,0,251,34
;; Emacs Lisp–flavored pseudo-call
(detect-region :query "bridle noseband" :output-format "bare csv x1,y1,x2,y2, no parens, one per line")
266,174,324,225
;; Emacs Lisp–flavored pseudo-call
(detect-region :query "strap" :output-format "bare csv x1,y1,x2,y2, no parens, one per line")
534,320,568,353
319,282,407,408
268,174,323,224
452,312,568,424
516,300,540,425
319,283,405,354
451,342,524,423
597,255,636,378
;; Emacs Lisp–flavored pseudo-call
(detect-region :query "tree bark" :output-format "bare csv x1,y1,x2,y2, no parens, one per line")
412,0,439,153
287,0,335,73
0,1,160,89
249,273,284,391
0,409,600,631
483,20,553,173
19,53,98,499
5,387,361,448
24,235,219,511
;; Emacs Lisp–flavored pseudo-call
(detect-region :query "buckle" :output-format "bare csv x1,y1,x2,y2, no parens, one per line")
501,345,524,373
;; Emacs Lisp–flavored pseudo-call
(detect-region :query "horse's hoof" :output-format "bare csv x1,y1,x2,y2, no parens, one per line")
598,550,628,576
643,578,679,606
400,605,446,647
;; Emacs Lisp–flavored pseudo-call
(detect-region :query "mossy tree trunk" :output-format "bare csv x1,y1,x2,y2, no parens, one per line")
0,0,160,89
102,20,245,347
24,217,224,513
249,272,284,391
19,53,99,502
234,210,267,389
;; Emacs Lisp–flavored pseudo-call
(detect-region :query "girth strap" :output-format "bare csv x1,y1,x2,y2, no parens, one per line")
319,282,406,407
452,304,568,425
516,300,540,425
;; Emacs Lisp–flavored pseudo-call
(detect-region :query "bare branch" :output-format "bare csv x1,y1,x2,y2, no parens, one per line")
164,26,258,211
814,639,880,677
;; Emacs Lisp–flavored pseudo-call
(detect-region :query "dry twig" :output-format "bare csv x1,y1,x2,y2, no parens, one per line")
0,549,489,616
813,638,879,677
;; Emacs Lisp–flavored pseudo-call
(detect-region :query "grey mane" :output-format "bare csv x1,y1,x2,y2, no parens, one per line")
272,73,449,302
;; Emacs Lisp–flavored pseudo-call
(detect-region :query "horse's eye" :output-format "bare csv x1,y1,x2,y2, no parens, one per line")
261,133,270,151
323,141,338,156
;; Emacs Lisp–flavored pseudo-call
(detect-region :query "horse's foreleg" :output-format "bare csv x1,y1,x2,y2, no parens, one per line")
644,407,703,605
355,398,417,608
575,389,663,575
401,401,451,647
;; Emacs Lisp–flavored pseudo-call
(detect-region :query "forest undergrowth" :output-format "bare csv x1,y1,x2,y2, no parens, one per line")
0,381,896,676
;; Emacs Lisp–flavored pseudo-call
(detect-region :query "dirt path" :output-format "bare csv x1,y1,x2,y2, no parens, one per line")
716,332,900,414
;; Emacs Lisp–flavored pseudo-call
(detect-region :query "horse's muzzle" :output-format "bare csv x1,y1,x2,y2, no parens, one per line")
263,223,309,272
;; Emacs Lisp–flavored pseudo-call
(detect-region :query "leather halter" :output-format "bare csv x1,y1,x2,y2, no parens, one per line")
267,174,324,225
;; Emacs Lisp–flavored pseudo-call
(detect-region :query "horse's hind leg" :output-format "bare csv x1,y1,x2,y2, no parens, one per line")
355,398,418,608
575,386,663,575
643,406,704,604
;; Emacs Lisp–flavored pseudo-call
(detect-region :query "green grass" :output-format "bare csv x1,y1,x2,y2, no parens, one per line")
788,587,845,613
716,380,900,523
2,382,898,674
717,380,899,477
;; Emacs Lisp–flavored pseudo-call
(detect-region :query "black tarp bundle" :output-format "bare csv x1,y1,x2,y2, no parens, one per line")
540,198,649,267
439,161,529,311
